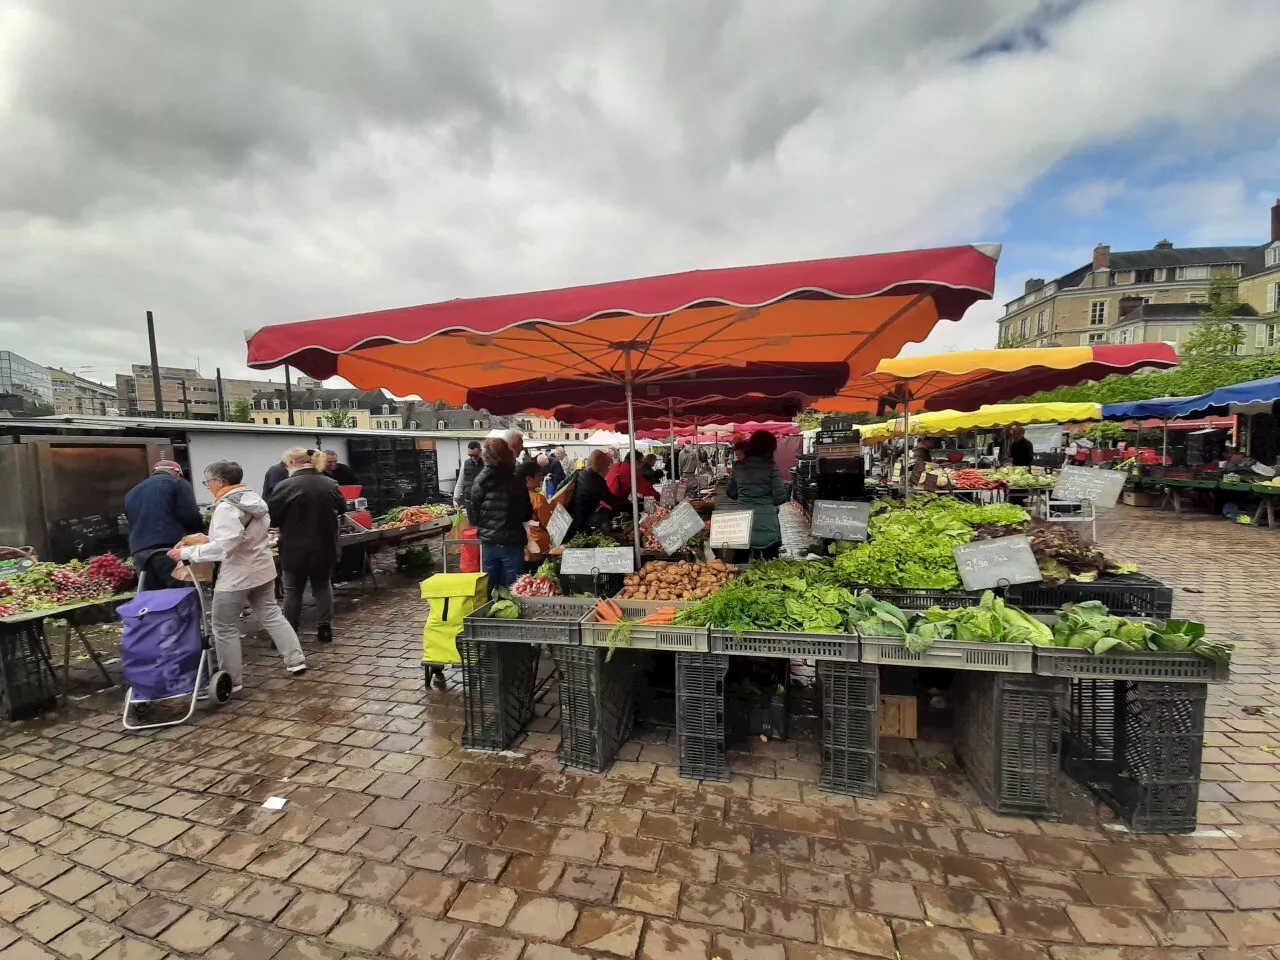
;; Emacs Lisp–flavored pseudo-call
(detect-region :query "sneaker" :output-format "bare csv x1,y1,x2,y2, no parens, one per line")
288,664,308,675
317,623,333,644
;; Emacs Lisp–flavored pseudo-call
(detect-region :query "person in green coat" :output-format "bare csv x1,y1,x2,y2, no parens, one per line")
725,430,789,561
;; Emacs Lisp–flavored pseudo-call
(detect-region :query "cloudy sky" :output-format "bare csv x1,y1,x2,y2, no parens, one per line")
2,0,1279,391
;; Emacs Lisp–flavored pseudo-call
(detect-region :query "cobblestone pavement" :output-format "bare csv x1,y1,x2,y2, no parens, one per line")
2,507,1280,959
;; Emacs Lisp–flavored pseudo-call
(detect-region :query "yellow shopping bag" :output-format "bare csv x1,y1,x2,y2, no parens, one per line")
420,572,489,665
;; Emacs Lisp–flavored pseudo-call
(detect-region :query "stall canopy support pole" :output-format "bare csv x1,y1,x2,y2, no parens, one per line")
668,399,676,478
1162,419,1169,466
901,399,912,500
625,350,642,567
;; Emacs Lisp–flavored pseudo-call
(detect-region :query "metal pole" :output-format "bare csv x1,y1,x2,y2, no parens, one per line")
624,350,642,567
284,366,295,426
668,399,676,478
901,399,912,500
215,368,226,421
146,310,164,417
1162,419,1169,465
179,379,190,418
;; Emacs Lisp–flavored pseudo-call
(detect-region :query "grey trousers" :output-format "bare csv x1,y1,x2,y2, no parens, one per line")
281,564,334,630
211,580,306,685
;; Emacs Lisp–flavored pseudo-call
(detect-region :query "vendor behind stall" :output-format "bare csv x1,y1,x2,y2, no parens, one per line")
726,430,788,562
1006,425,1035,468
571,450,617,536
519,459,553,562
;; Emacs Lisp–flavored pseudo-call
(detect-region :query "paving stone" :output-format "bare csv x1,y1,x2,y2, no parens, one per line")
44,867,110,902
1065,906,1158,947
120,898,190,938
678,882,745,929
13,854,74,887
1143,910,1227,949
337,861,409,901
815,907,895,958
445,882,518,926
917,885,1000,933
1150,877,1234,911
384,917,462,960
182,870,253,909
226,880,299,922
276,893,348,937
848,878,922,919
75,883,146,923
390,871,459,917
325,902,400,952
16,902,82,942
550,828,607,863
657,845,718,883
287,852,360,893
557,864,621,904
48,919,123,960
1076,873,1162,909
203,922,293,960
451,929,525,960
1212,911,1280,948
743,896,816,942
892,921,974,960
445,844,510,881
639,920,712,960
989,900,1076,943
507,896,579,941
571,906,644,958
616,874,681,917
157,908,235,953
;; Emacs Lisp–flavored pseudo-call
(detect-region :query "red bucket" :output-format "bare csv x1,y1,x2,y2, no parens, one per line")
459,526,481,573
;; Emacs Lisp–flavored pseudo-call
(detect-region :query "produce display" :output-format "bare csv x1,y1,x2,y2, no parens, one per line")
618,559,737,601
1017,521,1136,583
940,468,1002,490
987,466,1055,488
906,591,1050,652
1048,601,1230,661
377,504,451,528
673,558,857,634
829,497,1029,589
594,598,676,625
511,561,561,597
565,532,618,549
0,554,135,617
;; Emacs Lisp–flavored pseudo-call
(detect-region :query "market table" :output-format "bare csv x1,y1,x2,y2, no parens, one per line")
1254,484,1280,528
0,592,134,718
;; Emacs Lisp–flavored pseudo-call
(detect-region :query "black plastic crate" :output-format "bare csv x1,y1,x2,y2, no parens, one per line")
554,646,638,773
956,673,1067,819
842,585,979,612
1005,573,1174,619
817,661,879,798
459,640,539,751
1065,679,1207,834
676,653,728,781
0,622,58,721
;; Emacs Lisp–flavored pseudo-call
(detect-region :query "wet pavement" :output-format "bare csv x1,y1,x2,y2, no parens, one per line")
2,506,1280,959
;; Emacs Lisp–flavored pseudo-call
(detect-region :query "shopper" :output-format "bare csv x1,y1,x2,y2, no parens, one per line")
607,451,659,502
262,455,291,498
546,446,567,493
454,440,484,525
124,460,204,591
323,450,359,487
170,460,306,692
503,428,525,460
640,453,663,485
472,438,531,589
268,448,345,643
518,459,553,562
678,441,698,479
726,430,788,562
571,450,617,536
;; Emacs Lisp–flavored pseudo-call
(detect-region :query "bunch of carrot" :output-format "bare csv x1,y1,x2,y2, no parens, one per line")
594,598,677,625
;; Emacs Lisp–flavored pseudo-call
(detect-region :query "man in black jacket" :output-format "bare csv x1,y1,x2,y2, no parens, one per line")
454,440,484,526
323,450,359,487
268,448,346,642
124,460,204,590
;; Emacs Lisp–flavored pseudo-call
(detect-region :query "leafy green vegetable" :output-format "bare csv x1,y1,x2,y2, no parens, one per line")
489,599,520,619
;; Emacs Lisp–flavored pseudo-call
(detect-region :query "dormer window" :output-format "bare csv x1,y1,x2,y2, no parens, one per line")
1266,244,1280,268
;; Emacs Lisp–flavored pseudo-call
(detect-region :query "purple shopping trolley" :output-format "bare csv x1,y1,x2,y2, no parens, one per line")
119,581,233,729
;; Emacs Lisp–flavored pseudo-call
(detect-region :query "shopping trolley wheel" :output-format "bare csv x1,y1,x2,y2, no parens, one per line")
210,671,234,705
132,702,152,719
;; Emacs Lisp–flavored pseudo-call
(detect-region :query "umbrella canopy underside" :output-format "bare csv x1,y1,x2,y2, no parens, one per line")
247,245,999,415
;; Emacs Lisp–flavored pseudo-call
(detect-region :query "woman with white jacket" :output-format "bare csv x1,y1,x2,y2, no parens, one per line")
169,459,306,693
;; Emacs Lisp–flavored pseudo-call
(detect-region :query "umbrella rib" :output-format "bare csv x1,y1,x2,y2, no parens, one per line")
530,327,621,380
347,355,473,392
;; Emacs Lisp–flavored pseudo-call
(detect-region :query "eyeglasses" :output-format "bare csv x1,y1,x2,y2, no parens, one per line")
202,478,220,489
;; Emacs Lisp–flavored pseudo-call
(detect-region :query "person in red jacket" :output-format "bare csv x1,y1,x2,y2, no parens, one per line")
606,452,659,502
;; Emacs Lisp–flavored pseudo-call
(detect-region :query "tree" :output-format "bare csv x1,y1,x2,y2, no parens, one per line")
1180,277,1245,369
323,403,352,428
228,396,253,422
1084,421,1124,445
794,409,879,431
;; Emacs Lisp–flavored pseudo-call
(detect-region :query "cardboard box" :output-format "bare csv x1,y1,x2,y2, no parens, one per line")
1122,490,1161,508
879,694,918,739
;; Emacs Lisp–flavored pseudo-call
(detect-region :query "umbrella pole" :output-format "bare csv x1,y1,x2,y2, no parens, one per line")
901,400,912,500
625,350,642,567
1162,419,1168,465
669,399,676,480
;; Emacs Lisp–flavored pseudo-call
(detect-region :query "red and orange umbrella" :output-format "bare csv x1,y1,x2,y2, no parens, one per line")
814,344,1178,415
247,245,1000,414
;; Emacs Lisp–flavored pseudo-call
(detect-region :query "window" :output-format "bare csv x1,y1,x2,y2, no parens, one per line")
315,417,322,427
1266,244,1280,268
272,399,281,410
1187,292,1208,304
1018,317,1028,339
1087,332,1106,344
409,421,418,430
437,419,447,429
381,404,390,415
1268,282,1279,314
347,417,357,428
461,403,470,410
1270,325,1278,349
1036,309,1048,334
274,417,281,424
472,419,482,428
1176,265,1210,281
1090,301,1107,325
314,400,323,409
1134,268,1155,284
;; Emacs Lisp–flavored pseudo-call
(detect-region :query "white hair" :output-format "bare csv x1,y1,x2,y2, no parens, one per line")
503,428,523,446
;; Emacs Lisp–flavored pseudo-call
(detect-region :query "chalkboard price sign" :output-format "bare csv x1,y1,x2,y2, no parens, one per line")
952,535,1042,591
653,501,706,554
548,504,572,548
708,509,753,549
560,547,635,575
810,500,870,541
1052,465,1126,508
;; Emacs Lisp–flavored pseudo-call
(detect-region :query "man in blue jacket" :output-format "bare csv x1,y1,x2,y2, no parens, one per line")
123,460,204,590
